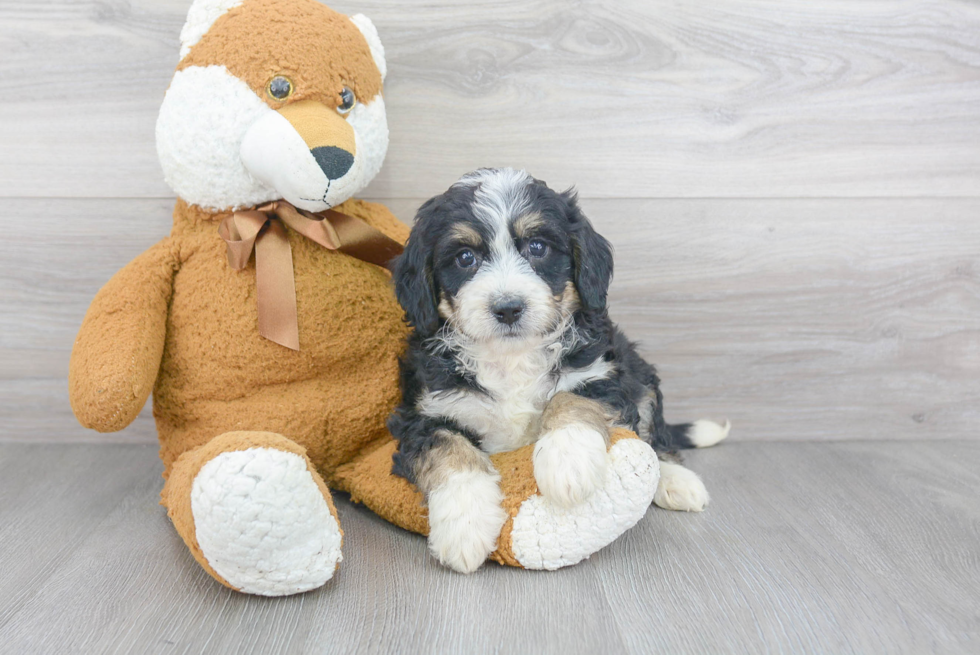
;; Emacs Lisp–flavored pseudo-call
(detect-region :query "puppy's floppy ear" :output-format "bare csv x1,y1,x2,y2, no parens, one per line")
562,189,613,312
392,201,440,336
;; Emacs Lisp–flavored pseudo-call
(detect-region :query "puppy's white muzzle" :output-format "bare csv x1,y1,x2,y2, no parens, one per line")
454,253,557,342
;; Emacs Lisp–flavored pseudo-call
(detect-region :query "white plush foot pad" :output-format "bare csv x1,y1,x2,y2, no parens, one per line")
510,438,659,570
191,448,342,596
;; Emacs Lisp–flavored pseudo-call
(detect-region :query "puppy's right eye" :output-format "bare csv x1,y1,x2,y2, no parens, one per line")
455,249,477,269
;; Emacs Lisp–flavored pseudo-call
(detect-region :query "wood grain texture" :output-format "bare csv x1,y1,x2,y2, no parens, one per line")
2,0,980,199
3,197,976,444
589,196,980,443
3,1,977,652
0,441,977,653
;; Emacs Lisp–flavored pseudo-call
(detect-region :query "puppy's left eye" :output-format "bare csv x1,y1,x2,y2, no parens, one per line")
455,249,477,269
527,239,549,258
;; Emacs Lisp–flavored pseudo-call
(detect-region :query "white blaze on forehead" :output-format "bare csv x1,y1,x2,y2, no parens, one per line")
179,0,245,60
456,168,533,245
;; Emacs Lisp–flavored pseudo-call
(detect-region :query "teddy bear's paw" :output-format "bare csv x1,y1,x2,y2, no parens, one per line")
190,447,342,596
427,469,508,574
653,461,710,512
510,438,660,570
533,424,609,508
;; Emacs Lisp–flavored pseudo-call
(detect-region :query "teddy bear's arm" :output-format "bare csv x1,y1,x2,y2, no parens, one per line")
68,238,180,433
336,198,411,246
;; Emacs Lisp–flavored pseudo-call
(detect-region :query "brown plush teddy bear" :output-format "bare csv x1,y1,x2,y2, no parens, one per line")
68,0,660,596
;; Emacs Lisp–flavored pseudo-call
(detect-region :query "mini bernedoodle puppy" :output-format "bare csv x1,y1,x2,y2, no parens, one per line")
388,168,730,573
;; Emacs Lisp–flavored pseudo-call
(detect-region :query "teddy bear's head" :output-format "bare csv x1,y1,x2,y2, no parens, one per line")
156,0,388,213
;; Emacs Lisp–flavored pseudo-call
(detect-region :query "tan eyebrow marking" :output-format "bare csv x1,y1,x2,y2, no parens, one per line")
512,212,545,239
448,223,483,246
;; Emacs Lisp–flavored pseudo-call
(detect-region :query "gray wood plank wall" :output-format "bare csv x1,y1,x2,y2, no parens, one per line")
1,0,978,444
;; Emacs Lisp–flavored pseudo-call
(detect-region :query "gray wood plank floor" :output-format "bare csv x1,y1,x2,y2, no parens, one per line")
0,440,977,654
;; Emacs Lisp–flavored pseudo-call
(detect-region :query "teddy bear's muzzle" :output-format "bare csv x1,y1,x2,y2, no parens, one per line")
240,99,360,213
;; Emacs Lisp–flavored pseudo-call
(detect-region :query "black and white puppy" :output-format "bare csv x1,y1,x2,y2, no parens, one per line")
388,168,729,573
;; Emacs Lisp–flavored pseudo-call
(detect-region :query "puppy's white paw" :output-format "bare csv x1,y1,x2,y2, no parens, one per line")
654,462,710,512
427,470,507,574
533,424,608,508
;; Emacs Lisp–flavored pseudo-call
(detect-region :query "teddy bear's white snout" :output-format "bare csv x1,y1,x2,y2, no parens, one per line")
239,110,340,213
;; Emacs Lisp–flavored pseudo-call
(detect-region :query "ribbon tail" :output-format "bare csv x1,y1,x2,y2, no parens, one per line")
255,220,300,350
219,210,268,270
273,201,404,270
326,210,405,270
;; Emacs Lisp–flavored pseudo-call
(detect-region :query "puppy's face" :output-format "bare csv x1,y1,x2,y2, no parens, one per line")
394,168,613,342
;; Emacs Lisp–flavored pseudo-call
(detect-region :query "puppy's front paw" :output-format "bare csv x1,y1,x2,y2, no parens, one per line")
654,462,710,512
533,424,608,508
426,470,507,574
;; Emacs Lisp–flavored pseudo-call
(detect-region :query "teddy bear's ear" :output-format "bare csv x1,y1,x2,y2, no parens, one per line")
179,0,244,60
350,13,387,83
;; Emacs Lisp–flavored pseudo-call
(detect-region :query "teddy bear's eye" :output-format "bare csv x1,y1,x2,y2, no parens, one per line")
267,76,293,100
338,86,356,114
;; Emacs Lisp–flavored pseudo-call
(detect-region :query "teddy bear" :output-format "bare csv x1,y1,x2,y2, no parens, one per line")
68,0,661,596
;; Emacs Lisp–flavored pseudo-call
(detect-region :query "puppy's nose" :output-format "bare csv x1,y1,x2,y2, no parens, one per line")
491,298,525,325
311,146,354,180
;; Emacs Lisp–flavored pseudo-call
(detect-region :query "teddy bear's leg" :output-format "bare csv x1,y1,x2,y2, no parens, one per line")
490,430,660,570
333,429,659,572
161,431,343,596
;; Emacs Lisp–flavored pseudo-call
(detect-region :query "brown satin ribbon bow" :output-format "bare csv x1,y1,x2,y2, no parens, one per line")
218,200,404,351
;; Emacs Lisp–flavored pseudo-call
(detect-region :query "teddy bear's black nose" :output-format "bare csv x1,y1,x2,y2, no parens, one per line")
311,146,354,180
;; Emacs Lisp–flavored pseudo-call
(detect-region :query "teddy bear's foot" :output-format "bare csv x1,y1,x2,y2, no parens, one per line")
163,432,342,596
192,447,343,595
496,432,660,570
332,429,659,573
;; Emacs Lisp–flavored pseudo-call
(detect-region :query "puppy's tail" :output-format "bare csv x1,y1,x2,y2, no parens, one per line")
663,420,731,450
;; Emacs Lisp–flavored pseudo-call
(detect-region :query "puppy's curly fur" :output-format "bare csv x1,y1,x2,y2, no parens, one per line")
388,168,729,572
